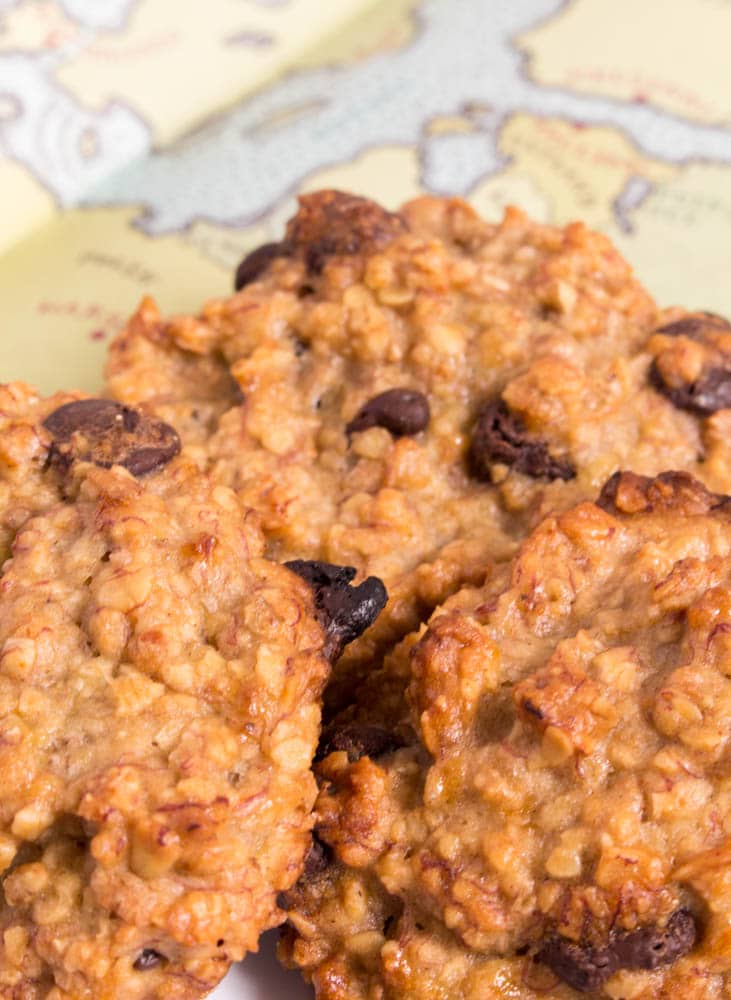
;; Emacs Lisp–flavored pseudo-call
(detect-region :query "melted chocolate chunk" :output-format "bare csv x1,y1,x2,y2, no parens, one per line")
44,399,180,477
346,388,430,437
537,937,615,993
234,241,290,291
650,361,731,415
302,833,334,881
651,311,731,415
655,313,731,339
596,470,725,516
285,190,407,275
133,949,166,971
276,833,334,910
597,469,635,513
316,723,404,763
613,908,697,971
285,559,388,659
538,908,698,992
469,400,575,482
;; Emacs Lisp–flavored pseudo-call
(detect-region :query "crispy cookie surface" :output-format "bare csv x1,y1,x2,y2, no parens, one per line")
105,193,731,705
0,384,331,998
0,383,83,562
281,472,731,999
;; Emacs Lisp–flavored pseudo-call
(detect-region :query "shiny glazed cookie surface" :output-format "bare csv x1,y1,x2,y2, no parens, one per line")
0,383,334,999
280,472,731,999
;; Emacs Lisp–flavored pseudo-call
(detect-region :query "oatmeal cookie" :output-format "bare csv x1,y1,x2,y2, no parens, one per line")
0,383,85,562
105,193,731,703
0,384,382,999
280,471,731,999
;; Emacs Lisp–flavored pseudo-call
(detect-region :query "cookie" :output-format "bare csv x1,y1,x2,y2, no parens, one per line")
280,471,731,999
0,383,86,562
0,384,384,998
105,192,731,708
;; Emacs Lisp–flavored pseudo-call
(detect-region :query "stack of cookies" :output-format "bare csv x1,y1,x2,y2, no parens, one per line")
2,190,731,998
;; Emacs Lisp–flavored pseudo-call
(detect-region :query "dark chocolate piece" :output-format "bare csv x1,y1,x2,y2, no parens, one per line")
133,949,166,971
44,399,180,477
234,241,290,290
347,388,430,437
286,559,388,659
469,400,575,482
316,723,404,763
537,908,698,992
285,190,407,274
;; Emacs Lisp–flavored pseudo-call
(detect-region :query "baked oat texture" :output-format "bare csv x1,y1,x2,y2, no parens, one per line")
105,192,731,706
0,383,332,999
281,471,731,999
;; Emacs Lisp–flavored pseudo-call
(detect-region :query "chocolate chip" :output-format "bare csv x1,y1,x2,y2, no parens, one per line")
133,949,166,971
650,312,731,415
285,559,388,660
346,388,430,437
234,241,290,291
650,361,731,415
469,400,575,482
536,937,615,993
656,313,731,338
596,470,726,516
316,723,404,763
277,833,334,910
537,908,698,992
613,908,697,971
285,190,407,275
44,400,181,477
596,470,632,512
288,560,355,589
597,471,731,517
302,833,333,880
521,699,545,721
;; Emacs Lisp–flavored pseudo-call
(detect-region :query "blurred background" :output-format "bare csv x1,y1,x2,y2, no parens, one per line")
2,0,731,392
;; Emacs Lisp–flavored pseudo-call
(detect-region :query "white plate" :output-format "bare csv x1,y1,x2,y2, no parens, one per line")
211,931,313,999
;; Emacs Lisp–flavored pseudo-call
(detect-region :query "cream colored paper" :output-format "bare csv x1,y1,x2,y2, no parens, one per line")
3,0,731,395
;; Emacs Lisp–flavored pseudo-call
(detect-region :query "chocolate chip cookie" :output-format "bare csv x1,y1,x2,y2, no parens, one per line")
0,383,84,562
280,472,731,999
0,383,384,998
105,193,731,709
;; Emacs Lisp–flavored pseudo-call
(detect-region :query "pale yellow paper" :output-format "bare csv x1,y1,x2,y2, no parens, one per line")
0,0,381,253
4,0,731,397
518,0,731,126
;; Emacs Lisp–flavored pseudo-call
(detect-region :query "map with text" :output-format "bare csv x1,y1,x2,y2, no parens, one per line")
2,0,731,394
